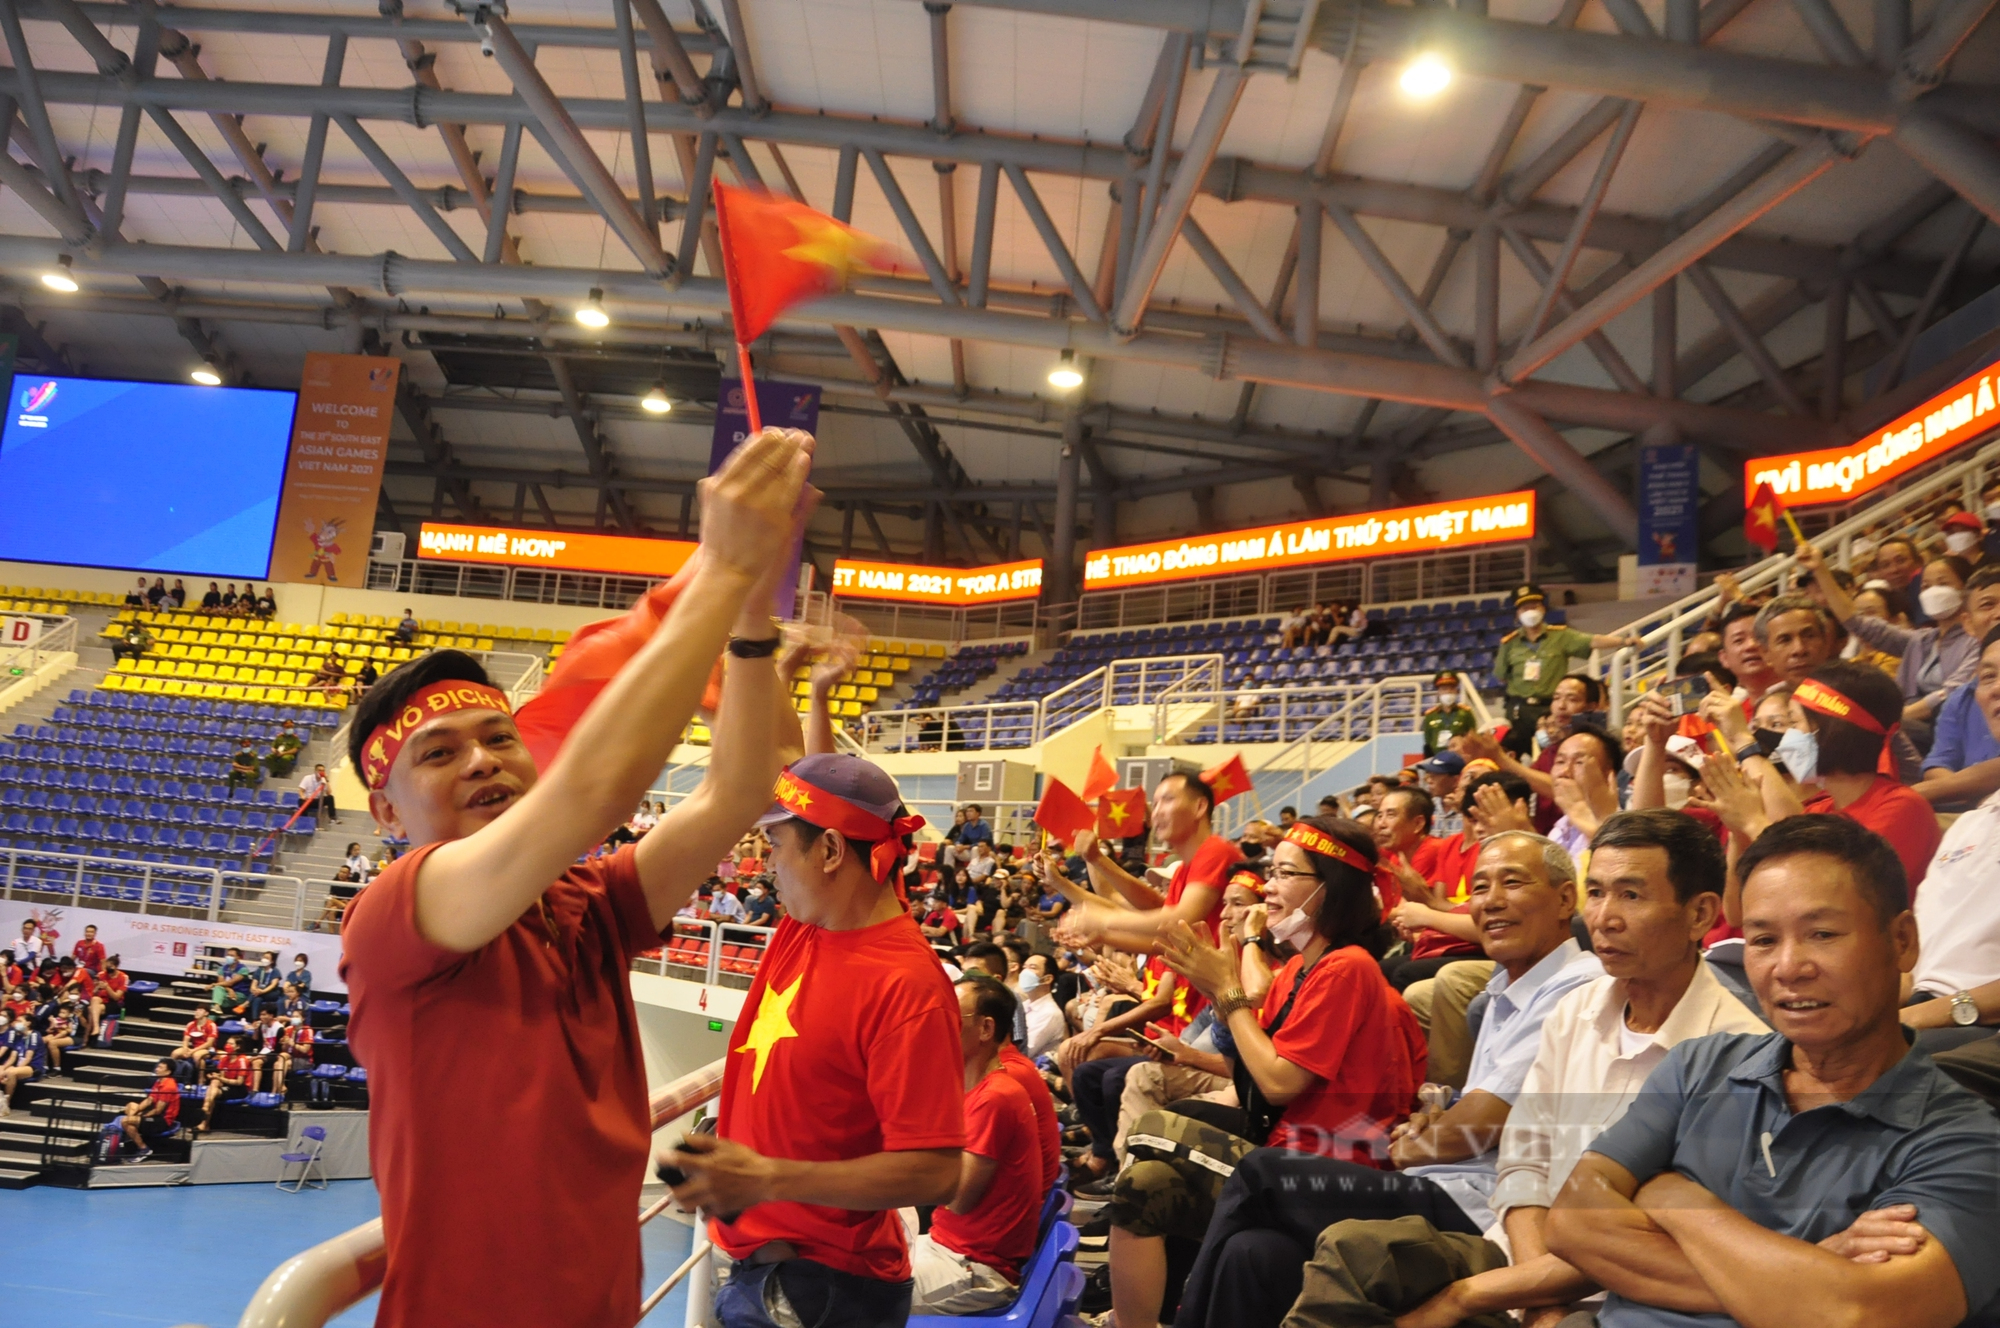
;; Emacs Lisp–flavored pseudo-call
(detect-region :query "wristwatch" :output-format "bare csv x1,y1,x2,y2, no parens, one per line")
1951,990,1981,1026
726,634,781,659
1213,987,1256,1020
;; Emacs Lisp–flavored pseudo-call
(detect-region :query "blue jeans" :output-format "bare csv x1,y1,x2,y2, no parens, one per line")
716,1258,913,1328
1073,1055,1146,1163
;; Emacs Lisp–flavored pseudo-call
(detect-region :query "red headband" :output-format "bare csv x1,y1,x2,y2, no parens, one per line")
361,680,513,789
1795,678,1889,736
772,769,927,899
1228,869,1267,897
1283,822,1373,875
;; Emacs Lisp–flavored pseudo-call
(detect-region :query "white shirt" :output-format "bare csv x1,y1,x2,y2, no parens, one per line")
1912,791,2000,998
1022,991,1065,1060
1490,961,1768,1219
708,891,747,922
299,772,327,798
343,854,371,881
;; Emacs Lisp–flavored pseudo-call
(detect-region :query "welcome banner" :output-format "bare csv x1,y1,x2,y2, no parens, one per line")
269,353,400,586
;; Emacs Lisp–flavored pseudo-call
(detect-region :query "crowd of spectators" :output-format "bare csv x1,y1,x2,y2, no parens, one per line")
964,499,2000,1327
124,578,275,618
1,919,130,1116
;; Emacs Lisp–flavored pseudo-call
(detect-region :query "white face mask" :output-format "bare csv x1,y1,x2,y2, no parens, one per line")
1944,531,1980,556
1437,690,1459,706
1920,585,1965,619
1662,773,1694,809
1270,883,1325,949
1018,969,1042,994
1518,608,1546,629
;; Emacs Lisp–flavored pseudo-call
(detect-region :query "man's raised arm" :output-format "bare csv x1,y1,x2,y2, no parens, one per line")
411,430,813,952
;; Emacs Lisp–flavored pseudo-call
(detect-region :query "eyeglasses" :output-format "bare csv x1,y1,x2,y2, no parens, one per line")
1268,866,1318,882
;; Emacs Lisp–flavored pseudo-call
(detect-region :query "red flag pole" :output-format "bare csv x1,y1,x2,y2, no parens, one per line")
737,342,763,435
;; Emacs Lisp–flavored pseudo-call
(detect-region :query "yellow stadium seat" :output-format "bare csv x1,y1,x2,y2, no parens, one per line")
858,686,879,703
365,614,386,628
474,638,494,652
479,624,500,638
328,612,348,626
112,658,135,674
891,658,911,672
101,672,125,691
554,629,572,643
838,701,862,718
833,684,856,700
135,659,157,675
140,677,165,695
533,628,555,643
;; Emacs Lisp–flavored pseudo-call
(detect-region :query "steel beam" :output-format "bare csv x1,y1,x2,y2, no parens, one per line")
1326,203,1466,368
614,0,658,235
546,356,638,530
0,0,81,224
335,116,476,263
1180,215,1287,344
968,160,999,308
673,132,717,282
1003,163,1104,322
1878,205,1984,388
1502,138,1845,383
288,33,345,253
715,0,767,114
1499,227,1649,394
865,148,961,306
479,14,667,275
1684,261,1812,415
1894,111,2000,228
1485,394,1639,543
1111,62,1246,337
1519,101,1640,344
1790,0,1867,65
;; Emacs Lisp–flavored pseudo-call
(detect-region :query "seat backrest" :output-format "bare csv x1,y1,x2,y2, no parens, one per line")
302,1125,327,1141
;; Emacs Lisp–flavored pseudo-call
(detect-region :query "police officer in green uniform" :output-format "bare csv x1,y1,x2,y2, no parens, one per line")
264,720,303,779
1421,671,1476,756
1491,584,1641,755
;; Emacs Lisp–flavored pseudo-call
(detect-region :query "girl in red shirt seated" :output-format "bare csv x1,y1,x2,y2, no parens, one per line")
1100,815,1427,1328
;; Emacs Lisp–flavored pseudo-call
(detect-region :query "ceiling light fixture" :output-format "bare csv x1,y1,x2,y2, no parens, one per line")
190,365,223,386
40,254,77,293
1048,348,1084,391
576,288,611,329
1399,53,1452,98
641,382,672,414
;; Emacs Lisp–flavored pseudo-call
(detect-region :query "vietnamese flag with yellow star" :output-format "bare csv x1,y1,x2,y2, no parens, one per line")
712,182,896,343
1034,777,1097,848
1081,745,1118,802
1745,480,1783,555
1096,786,1147,841
1201,753,1253,804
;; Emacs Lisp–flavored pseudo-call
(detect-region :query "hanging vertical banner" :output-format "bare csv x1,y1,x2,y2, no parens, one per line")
268,352,401,585
710,376,821,614
1636,442,1700,597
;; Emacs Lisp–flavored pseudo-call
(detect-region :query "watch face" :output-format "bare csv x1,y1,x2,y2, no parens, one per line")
1953,997,1981,1026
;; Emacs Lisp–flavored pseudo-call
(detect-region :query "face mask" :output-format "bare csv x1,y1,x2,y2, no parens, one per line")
1945,531,1980,556
1662,773,1694,809
1018,969,1042,994
291,1015,303,1024
1437,690,1459,706
1751,726,1787,758
1518,608,1545,629
1920,585,1965,619
1270,883,1325,949
1775,728,1819,784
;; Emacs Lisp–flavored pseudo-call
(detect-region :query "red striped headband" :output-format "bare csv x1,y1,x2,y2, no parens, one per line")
1283,822,1373,875
771,769,927,897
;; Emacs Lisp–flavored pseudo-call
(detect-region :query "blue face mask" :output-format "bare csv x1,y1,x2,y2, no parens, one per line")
1775,728,1818,784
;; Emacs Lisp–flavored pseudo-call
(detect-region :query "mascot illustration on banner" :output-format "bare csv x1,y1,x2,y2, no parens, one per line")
303,516,346,582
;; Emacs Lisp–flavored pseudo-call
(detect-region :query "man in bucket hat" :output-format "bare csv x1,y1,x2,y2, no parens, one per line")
664,751,965,1328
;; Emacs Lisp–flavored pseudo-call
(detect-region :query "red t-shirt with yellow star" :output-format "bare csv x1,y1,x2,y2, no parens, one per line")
711,912,965,1281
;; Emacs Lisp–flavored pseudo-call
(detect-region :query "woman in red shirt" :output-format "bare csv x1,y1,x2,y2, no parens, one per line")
197,1036,254,1133
1100,816,1426,1328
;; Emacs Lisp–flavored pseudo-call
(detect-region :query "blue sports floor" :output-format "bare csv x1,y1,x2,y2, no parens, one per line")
4,1179,699,1326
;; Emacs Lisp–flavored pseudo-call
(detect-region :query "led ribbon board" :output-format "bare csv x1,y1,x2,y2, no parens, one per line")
1082,493,1537,592
829,558,1044,606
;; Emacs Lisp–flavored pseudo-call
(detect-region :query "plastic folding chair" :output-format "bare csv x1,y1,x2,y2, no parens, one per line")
276,1124,329,1191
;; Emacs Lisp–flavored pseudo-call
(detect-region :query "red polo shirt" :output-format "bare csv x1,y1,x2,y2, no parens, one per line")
1410,832,1483,960
710,912,963,1281
71,938,105,973
342,842,662,1328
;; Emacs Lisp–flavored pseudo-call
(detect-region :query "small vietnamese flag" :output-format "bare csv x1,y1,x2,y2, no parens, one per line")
1034,777,1097,848
1745,481,1783,555
1082,746,1118,802
1096,786,1147,840
1201,753,1253,804
712,183,896,345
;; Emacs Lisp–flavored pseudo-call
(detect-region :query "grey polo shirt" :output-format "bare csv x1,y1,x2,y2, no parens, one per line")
1587,1031,2000,1328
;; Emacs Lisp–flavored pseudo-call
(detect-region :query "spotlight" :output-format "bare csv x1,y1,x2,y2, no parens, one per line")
641,382,672,414
576,288,610,329
1399,54,1452,98
190,366,223,386
40,254,77,293
1048,348,1084,391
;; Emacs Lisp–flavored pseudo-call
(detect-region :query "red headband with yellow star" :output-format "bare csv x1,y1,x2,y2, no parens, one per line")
771,768,927,893
1283,822,1373,876
361,680,512,790
1227,869,1267,897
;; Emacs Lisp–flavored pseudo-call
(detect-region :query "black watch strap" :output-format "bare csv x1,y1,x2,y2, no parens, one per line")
726,635,781,659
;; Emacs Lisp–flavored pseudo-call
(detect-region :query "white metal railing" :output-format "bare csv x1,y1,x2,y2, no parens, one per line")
828,596,1039,645
0,614,80,678
0,846,312,928
1595,432,2000,724
1216,675,1431,835
365,555,657,610
631,917,778,988
237,1057,730,1328
859,699,1041,753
